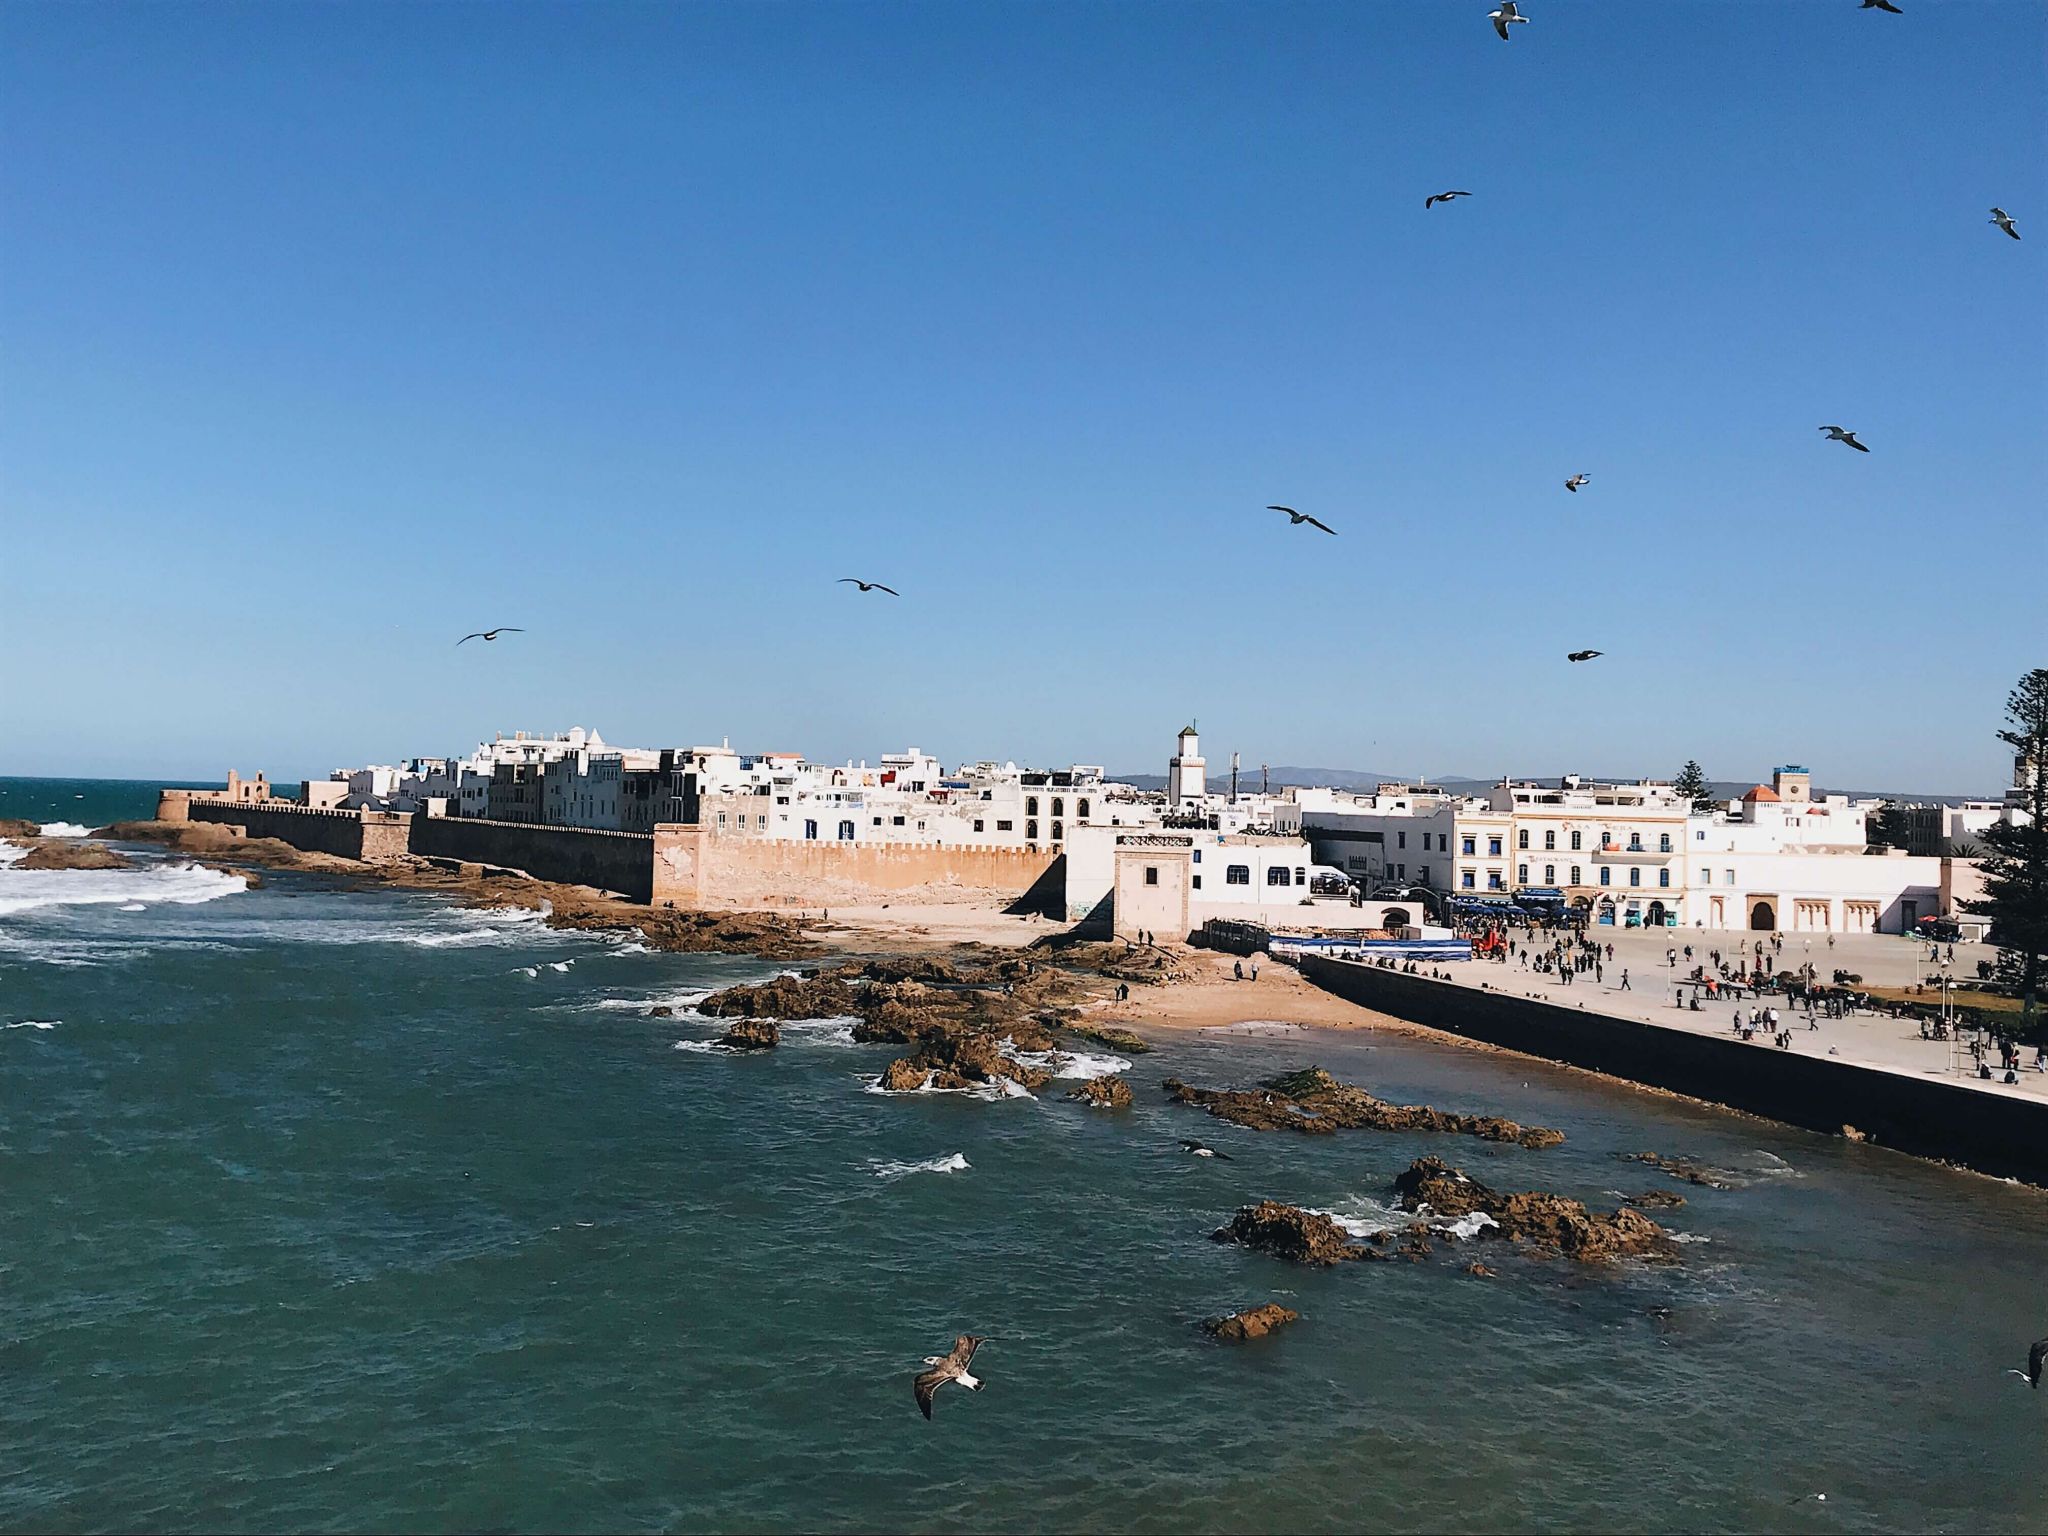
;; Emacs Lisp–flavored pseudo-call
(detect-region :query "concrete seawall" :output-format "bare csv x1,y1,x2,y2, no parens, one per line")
411,817,654,902
1302,955,2048,1185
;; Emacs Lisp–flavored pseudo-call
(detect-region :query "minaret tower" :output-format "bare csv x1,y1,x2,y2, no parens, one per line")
1167,723,1206,808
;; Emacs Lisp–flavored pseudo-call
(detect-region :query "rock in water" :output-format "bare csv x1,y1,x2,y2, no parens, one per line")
717,1018,780,1051
1164,1066,1564,1148
1393,1156,1678,1264
1212,1201,1370,1266
1630,1189,1688,1210
1068,1075,1133,1109
1203,1303,1301,1341
13,841,134,871
1618,1151,1728,1188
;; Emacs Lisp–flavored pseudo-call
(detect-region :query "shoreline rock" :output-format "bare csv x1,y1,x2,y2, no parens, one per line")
1203,1303,1301,1341
716,1018,780,1051
1394,1156,1679,1265
1068,1075,1133,1109
1619,1152,1729,1189
1211,1201,1371,1266
1164,1066,1564,1149
11,840,134,871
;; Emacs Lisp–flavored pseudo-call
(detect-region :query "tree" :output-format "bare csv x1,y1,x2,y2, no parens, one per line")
1672,760,1712,812
1965,668,2048,1035
1867,801,1912,852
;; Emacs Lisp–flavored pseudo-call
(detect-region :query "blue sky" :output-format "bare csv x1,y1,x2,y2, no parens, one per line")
3,0,2041,792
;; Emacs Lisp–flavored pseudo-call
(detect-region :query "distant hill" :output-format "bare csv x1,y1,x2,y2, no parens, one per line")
1111,768,1990,804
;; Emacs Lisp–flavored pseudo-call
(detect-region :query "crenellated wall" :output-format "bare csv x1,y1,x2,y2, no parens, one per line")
409,817,654,901
653,825,1060,909
184,798,380,859
1301,956,2048,1185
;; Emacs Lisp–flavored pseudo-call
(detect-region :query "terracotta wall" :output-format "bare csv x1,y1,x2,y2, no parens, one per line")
653,825,1058,908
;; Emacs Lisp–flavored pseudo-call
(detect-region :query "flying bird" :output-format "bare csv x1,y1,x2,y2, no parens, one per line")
1180,1139,1233,1160
2008,1338,2048,1388
1819,426,1871,453
1268,505,1337,535
913,1335,988,1420
1990,207,2021,241
1425,190,1473,209
456,628,524,645
1490,2,1527,40
1566,650,1603,663
1860,0,1902,12
1565,474,1590,493
838,579,901,596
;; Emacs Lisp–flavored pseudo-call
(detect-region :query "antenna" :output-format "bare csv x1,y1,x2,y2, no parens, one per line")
1230,751,1240,803
1261,763,1270,795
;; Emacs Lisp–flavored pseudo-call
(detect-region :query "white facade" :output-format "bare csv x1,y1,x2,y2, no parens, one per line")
1166,726,1206,807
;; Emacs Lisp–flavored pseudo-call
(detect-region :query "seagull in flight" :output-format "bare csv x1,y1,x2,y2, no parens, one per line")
1566,650,1603,663
1180,1138,1233,1160
1990,207,2021,241
456,627,524,645
1490,2,1528,40
1425,190,1473,210
838,578,901,596
1565,474,1590,493
913,1335,988,1420
1860,0,1902,13
1268,505,1337,535
2008,1338,2048,1388
1819,426,1871,453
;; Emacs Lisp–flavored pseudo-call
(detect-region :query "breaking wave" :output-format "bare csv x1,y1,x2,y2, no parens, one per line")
1003,1045,1132,1080
871,1153,970,1179
36,822,91,837
863,1072,1032,1101
3,1019,59,1031
0,859,249,919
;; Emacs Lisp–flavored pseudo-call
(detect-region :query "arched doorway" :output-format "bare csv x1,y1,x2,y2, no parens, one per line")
1749,900,1776,931
1646,900,1667,927
1382,907,1412,929
1596,899,1616,926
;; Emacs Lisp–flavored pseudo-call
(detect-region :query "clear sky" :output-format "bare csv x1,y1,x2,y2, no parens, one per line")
2,0,2042,792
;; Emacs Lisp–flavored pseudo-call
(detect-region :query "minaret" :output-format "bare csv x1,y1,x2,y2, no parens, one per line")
1167,723,1206,808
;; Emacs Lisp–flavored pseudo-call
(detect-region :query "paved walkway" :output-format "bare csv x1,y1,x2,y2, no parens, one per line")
1428,927,2048,1106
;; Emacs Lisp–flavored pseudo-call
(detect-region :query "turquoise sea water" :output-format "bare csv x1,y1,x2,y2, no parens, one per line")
4,780,2048,1532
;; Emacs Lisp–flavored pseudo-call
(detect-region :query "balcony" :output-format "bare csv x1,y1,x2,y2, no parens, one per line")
1598,843,1674,860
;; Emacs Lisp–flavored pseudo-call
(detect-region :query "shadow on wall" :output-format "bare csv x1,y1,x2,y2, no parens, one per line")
1005,854,1069,919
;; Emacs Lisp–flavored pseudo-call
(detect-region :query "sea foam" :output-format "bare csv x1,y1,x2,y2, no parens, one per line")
3,1020,59,1031
871,1153,970,1179
0,859,249,919
35,822,91,838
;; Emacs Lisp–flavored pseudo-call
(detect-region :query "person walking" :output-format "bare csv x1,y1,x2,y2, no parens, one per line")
1233,959,1244,981
1620,969,1631,992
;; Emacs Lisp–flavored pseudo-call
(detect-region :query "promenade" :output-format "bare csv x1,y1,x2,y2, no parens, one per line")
1430,927,2047,1108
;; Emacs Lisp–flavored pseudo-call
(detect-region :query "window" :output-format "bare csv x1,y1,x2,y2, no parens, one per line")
1051,821,1063,839
1192,848,1201,862
1725,869,1735,885
1518,863,1529,884
892,815,906,826
1026,797,1039,816
1461,870,1476,889
1599,867,1611,886
1026,819,1038,841
1052,798,1064,816
804,819,818,840
1268,866,1291,886
1628,833,1643,851
716,812,727,827
1571,830,1582,851
1192,874,1202,889
1517,829,1529,850
837,820,855,840
1488,837,1502,857
1545,864,1556,884
1570,864,1582,885
1077,799,1090,818
996,819,1013,832
1226,864,1251,885
1659,833,1672,853
1629,867,1642,887
1695,829,1705,841
1487,871,1504,890
1296,868,1306,884
1658,868,1671,887
974,819,985,832
1417,865,1429,884
1398,831,1407,849
1697,868,1709,884
1461,837,1476,856
1144,866,1159,886
1544,830,1556,850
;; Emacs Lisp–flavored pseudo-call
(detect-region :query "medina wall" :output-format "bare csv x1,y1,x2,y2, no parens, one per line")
653,826,1060,910
185,799,374,859
409,817,655,901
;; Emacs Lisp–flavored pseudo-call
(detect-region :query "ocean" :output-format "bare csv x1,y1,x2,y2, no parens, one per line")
3,778,2046,1532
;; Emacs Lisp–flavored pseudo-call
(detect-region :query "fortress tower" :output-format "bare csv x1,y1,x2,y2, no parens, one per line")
1167,724,1206,808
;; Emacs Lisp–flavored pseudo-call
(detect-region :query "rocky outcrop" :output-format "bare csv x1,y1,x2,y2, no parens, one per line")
1211,1201,1371,1266
1164,1066,1564,1149
1203,1303,1301,1341
1630,1189,1688,1210
0,818,40,839
717,1018,780,1051
1068,1075,1133,1109
647,1005,675,1018
1619,1152,1728,1188
699,973,859,1021
1394,1157,1678,1264
12,841,133,871
1061,1021,1153,1055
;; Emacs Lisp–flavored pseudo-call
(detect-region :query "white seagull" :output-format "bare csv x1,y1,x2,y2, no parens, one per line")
1425,190,1473,210
1268,505,1337,535
2007,1338,2048,1388
1990,207,2021,241
1565,474,1590,493
913,1335,988,1420
1490,2,1528,40
456,627,524,645
1819,426,1871,453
